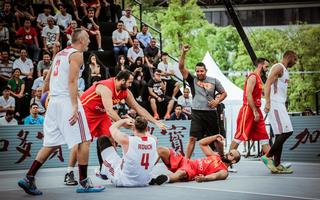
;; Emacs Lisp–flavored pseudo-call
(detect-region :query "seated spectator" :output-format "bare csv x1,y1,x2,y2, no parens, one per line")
177,87,192,118
302,107,315,116
24,103,44,125
113,99,129,119
0,86,15,117
81,7,103,51
144,38,161,68
42,16,60,53
112,20,129,61
115,55,129,75
54,4,72,31
120,7,137,45
136,24,152,49
16,19,40,62
148,69,175,120
79,0,102,19
52,41,62,58
157,52,180,100
0,50,13,86
7,68,26,119
169,104,187,120
127,38,144,65
130,57,147,102
36,4,53,31
0,110,17,125
37,52,52,77
30,87,46,115
14,0,36,26
0,19,9,51
65,20,78,46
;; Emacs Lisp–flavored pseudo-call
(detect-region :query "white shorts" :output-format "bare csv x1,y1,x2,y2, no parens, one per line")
43,96,92,149
268,101,293,135
100,147,122,186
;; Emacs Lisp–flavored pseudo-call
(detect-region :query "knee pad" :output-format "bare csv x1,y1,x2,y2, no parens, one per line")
98,137,112,151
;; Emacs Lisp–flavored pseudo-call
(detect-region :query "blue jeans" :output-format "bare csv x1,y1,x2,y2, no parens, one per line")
113,45,128,61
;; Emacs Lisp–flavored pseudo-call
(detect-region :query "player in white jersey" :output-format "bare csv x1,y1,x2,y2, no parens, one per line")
18,29,105,195
99,116,158,187
261,50,297,174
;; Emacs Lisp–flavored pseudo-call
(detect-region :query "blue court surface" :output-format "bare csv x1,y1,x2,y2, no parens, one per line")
1,160,319,200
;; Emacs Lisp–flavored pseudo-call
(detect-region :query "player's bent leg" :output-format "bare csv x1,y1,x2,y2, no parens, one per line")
157,146,171,164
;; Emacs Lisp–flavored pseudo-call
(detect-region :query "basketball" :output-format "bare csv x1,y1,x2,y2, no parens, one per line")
41,91,50,109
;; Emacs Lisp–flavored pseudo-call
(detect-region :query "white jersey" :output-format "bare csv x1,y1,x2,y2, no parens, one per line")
49,47,84,97
270,63,289,103
119,136,158,186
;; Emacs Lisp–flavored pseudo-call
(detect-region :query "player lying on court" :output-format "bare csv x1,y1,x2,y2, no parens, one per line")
98,117,158,187
150,134,241,185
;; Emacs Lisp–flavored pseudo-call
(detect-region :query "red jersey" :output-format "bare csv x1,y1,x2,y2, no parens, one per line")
191,155,228,177
16,27,38,45
243,73,262,107
81,78,128,114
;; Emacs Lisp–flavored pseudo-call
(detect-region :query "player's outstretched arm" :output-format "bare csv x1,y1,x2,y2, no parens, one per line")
195,170,228,182
109,119,133,148
199,134,224,157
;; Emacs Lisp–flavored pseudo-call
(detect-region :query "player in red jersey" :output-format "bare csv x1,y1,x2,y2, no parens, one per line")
80,70,166,175
229,58,272,161
150,134,240,184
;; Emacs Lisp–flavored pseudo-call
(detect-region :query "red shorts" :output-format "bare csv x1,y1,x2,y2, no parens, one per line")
166,149,197,181
84,107,112,138
234,105,269,141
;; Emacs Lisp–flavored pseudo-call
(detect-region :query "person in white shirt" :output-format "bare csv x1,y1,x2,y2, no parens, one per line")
42,16,60,52
0,86,15,117
32,69,49,96
177,87,193,118
54,4,72,30
37,5,53,31
127,38,144,65
13,49,34,80
112,20,129,61
99,117,158,187
30,87,46,115
119,7,137,45
0,110,17,125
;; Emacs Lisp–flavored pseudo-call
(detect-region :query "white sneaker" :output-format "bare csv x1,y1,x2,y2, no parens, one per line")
136,96,143,102
98,48,104,52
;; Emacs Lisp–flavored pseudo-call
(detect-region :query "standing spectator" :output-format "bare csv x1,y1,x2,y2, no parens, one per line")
157,52,180,100
16,19,40,62
81,7,103,51
0,19,9,51
0,2,16,38
127,38,144,65
169,104,187,120
37,52,52,77
42,17,60,52
54,4,72,31
36,5,53,31
177,87,193,118
136,24,152,49
179,45,227,158
24,103,44,125
0,86,15,117
0,50,13,86
120,7,137,44
14,0,36,26
112,20,129,61
32,69,49,96
30,88,46,115
148,69,175,120
0,110,18,125
144,38,161,68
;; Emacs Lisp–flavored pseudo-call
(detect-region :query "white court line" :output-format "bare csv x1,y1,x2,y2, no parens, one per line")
166,185,320,200
232,175,320,180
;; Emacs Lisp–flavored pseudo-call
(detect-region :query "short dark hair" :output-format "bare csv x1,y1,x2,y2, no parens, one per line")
134,116,148,133
3,86,11,91
161,52,168,57
6,110,14,116
142,24,148,28
30,103,38,109
175,104,183,109
116,70,133,81
117,20,124,25
283,50,296,59
88,7,95,12
154,69,162,74
254,57,269,67
195,62,206,70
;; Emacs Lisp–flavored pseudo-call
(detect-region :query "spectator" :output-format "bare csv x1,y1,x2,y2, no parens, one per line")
115,55,129,74
42,16,60,52
148,69,175,120
0,19,9,51
113,99,129,119
136,24,152,49
24,103,44,125
0,110,17,125
51,41,61,59
169,104,187,120
127,38,144,65
130,57,147,102
302,107,314,116
177,87,193,118
16,19,40,62
79,0,102,19
120,7,137,45
0,50,13,86
30,87,46,115
32,69,49,96
144,38,161,68
157,52,180,100
7,68,26,119
0,2,16,35
65,20,78,45
37,52,52,77
0,86,15,117
54,4,72,31
14,0,36,26
36,4,53,31
81,7,103,51
112,20,129,61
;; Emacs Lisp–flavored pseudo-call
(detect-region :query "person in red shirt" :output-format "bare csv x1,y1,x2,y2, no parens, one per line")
16,19,40,62
150,134,241,184
229,58,271,159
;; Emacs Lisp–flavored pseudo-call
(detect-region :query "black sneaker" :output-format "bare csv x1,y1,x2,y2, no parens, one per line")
149,175,168,185
18,175,42,195
64,171,78,186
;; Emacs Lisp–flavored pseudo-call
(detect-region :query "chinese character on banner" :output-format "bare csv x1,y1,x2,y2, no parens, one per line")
36,132,64,162
161,125,186,156
15,130,32,163
0,139,9,151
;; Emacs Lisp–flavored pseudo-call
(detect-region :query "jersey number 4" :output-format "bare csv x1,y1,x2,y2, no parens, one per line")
141,153,150,170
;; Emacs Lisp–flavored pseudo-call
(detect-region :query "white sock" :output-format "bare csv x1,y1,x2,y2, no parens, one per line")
67,167,74,173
